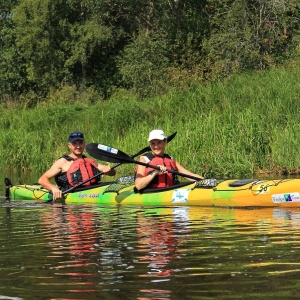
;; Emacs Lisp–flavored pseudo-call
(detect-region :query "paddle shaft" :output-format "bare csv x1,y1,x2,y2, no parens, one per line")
124,157,202,181
62,162,121,195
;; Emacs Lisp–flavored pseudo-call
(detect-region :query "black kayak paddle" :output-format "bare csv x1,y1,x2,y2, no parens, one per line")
86,141,203,182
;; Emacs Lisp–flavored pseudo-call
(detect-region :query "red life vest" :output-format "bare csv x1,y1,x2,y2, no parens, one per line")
142,153,178,188
66,157,100,187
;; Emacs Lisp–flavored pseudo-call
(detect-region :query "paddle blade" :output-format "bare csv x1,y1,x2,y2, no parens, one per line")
86,143,132,163
167,131,177,143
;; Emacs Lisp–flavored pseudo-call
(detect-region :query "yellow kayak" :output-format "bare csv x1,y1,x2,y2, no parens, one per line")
6,177,300,207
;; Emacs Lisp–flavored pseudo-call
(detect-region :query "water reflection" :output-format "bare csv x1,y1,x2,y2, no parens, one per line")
136,207,190,278
38,205,130,295
31,205,194,299
1,204,300,299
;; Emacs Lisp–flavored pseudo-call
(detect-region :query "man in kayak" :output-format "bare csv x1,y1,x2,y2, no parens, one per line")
38,131,116,200
135,129,203,191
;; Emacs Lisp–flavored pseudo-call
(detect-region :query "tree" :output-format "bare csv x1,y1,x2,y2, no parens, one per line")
201,0,300,78
0,0,24,101
118,0,209,97
1,0,299,102
13,0,128,97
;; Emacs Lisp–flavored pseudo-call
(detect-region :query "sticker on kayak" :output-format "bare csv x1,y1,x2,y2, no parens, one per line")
78,193,100,198
272,192,300,203
172,188,190,203
97,144,118,154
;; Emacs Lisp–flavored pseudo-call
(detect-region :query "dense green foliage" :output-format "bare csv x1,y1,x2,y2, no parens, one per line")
1,0,300,180
1,63,300,179
0,0,300,102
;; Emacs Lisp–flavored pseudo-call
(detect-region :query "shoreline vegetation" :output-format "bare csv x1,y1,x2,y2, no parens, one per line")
1,63,300,180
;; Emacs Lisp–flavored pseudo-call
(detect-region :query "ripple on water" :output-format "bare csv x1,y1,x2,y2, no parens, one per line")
0,204,299,298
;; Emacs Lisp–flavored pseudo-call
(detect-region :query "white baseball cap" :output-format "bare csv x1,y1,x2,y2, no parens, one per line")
148,129,167,142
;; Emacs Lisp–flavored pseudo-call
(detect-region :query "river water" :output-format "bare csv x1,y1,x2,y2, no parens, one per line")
0,174,300,299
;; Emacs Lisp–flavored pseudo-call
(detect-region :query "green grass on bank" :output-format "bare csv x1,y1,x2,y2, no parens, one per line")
1,64,300,179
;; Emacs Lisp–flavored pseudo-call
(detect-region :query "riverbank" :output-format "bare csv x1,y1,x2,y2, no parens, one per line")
1,64,300,178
